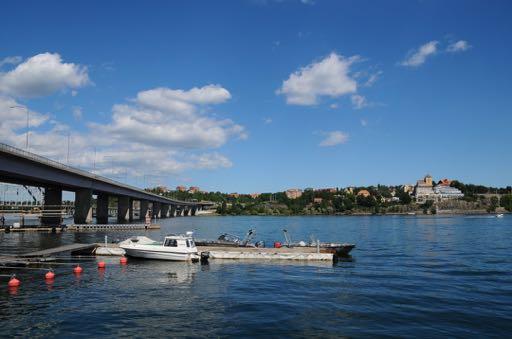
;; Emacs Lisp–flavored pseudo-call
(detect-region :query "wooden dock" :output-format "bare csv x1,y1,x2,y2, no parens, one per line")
18,243,98,258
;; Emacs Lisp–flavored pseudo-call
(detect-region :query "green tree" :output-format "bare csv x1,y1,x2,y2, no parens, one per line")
397,189,412,205
487,196,499,213
501,195,512,212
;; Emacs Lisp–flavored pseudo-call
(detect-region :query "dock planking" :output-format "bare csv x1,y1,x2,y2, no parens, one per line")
18,243,98,258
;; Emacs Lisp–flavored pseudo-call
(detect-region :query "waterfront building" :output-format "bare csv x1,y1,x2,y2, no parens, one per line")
414,174,435,203
188,186,200,194
344,187,354,194
401,184,414,194
286,189,303,199
357,189,370,197
250,193,261,199
315,188,337,193
176,185,187,192
433,185,463,200
228,193,240,198
313,197,323,204
155,186,169,194
437,178,452,186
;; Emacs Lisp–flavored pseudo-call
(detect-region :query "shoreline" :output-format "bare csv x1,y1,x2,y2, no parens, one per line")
203,210,509,217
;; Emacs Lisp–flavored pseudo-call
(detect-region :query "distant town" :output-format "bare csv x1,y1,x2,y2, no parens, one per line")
147,175,512,216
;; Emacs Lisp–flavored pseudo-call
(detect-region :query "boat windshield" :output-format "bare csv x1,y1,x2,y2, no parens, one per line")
186,239,195,248
164,239,178,247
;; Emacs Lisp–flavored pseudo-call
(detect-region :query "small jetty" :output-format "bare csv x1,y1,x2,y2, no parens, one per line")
91,243,337,261
197,246,334,261
19,243,97,258
68,224,160,231
2,240,344,265
1,224,160,233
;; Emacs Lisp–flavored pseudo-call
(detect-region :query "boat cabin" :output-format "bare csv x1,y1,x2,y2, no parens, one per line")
163,235,196,249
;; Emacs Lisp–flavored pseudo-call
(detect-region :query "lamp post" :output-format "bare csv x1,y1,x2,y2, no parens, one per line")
10,105,29,150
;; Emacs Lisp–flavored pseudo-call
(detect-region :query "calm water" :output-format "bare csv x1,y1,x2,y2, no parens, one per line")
1,215,512,337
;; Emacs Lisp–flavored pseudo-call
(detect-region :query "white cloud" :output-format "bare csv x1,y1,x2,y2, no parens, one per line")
0,53,90,97
329,103,338,109
319,131,349,147
135,85,231,118
277,52,358,105
447,40,471,53
93,85,245,149
263,117,273,124
364,70,382,87
360,119,367,127
0,84,244,179
400,41,438,67
351,94,367,110
0,56,22,68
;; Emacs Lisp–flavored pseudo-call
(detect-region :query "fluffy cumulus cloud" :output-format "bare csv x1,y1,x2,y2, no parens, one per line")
0,53,90,97
0,82,244,180
277,53,358,105
319,131,349,147
0,53,242,181
400,41,439,67
447,40,471,53
94,85,246,149
135,85,231,118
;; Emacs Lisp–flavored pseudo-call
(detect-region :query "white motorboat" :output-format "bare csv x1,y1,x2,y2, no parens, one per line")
496,213,504,218
119,232,203,262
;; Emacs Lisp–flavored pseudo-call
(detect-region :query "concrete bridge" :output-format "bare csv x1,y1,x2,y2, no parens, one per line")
0,143,213,226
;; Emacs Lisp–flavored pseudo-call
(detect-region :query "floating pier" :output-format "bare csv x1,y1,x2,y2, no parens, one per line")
19,243,98,258
198,246,334,261
92,244,335,261
67,224,160,231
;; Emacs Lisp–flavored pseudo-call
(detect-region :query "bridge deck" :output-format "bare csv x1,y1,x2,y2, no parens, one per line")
19,243,97,258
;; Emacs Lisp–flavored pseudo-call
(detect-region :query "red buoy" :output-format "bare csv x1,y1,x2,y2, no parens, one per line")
73,265,83,274
120,257,128,265
98,261,106,269
274,241,282,248
45,270,55,280
8,275,20,287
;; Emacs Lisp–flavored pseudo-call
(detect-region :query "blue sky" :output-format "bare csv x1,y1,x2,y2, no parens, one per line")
0,0,511,193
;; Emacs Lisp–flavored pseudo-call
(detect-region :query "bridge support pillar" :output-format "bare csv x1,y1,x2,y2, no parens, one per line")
129,199,134,222
184,208,190,216
152,202,161,219
191,207,197,216
170,205,176,217
96,193,109,224
74,188,93,224
42,187,62,226
140,200,149,221
161,204,169,218
117,196,131,223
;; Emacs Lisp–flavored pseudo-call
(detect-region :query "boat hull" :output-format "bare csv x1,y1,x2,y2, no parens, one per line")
319,244,356,256
121,247,198,261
